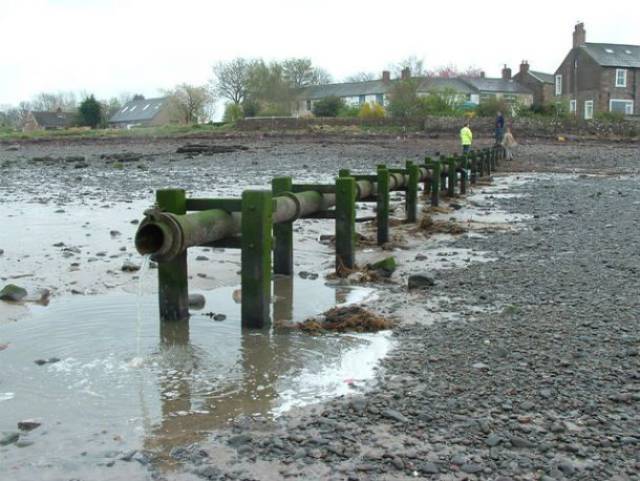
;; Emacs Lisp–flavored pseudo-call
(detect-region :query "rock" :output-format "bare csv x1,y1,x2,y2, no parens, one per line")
0,432,19,446
228,433,252,448
461,463,484,474
17,419,42,431
34,359,47,366
213,314,226,321
25,288,51,305
408,273,435,290
382,408,408,423
0,284,28,302
121,260,140,272
472,362,490,370
421,462,440,474
109,230,121,237
369,257,396,277
196,255,209,261
486,432,501,446
510,435,534,448
188,294,206,310
299,271,319,280
414,253,427,261
0,249,4,256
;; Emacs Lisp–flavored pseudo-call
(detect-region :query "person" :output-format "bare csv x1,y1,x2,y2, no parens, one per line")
460,121,473,155
502,127,517,161
495,111,505,144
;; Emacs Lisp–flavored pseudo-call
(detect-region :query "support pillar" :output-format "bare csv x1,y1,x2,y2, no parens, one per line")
335,176,356,275
423,157,432,198
459,156,467,195
431,161,440,207
406,161,418,222
447,157,456,197
241,190,273,328
156,189,189,322
272,177,293,275
376,166,390,245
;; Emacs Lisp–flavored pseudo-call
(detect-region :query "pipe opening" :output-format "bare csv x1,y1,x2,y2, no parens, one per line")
135,223,165,255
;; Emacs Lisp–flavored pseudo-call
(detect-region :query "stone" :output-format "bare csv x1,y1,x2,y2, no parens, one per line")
421,462,440,474
196,256,209,261
486,433,501,446
407,273,435,290
461,463,484,474
382,408,409,423
188,294,206,310
213,314,226,321
370,257,396,277
17,419,42,431
0,432,19,446
121,260,140,272
228,433,252,447
0,284,28,302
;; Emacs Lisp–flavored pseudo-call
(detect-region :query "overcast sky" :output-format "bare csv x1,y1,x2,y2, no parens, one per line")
1,0,639,109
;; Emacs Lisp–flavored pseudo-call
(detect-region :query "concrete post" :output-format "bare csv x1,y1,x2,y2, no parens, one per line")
156,189,189,322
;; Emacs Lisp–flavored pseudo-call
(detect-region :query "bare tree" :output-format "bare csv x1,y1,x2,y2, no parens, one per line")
30,91,77,111
165,84,214,124
211,58,252,105
428,64,484,79
390,56,427,78
344,72,376,82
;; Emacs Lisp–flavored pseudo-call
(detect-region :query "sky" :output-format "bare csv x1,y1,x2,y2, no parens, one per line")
1,0,639,110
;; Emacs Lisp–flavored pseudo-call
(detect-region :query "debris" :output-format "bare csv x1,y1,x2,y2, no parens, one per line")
418,215,467,235
176,144,249,155
294,306,394,333
121,260,140,272
18,419,42,432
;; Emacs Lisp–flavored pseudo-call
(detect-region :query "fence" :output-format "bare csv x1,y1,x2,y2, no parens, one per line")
134,146,503,328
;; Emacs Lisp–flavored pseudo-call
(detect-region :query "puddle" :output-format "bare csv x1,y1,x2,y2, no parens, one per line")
0,277,391,479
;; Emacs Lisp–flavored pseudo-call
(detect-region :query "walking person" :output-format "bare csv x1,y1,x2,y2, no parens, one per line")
502,127,517,161
495,111,505,145
460,121,473,155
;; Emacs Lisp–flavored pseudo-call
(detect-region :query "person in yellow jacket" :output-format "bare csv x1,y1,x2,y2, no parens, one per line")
460,121,473,155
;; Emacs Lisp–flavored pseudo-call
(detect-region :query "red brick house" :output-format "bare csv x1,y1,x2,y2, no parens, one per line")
555,23,639,119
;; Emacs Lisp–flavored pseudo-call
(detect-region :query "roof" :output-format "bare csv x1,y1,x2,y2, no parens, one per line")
297,80,391,100
416,78,477,95
460,77,533,95
109,97,168,124
529,70,555,84
580,43,640,68
31,111,75,128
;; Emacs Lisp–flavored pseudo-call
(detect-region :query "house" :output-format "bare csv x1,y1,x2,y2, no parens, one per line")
461,67,534,108
22,108,76,132
293,68,532,116
109,97,171,128
555,23,639,119
513,61,555,107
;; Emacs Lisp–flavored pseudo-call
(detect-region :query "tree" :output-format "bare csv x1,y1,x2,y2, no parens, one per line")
223,103,244,122
31,91,76,111
212,57,253,105
429,64,483,79
282,58,332,88
391,56,427,78
345,72,376,82
78,95,102,128
421,88,460,115
166,84,214,124
387,79,423,119
312,96,344,117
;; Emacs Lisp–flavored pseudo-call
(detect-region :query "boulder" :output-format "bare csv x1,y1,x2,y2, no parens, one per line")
407,273,435,290
0,284,28,302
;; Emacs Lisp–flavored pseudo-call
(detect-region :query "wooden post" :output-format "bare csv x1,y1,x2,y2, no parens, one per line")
335,176,356,275
156,189,189,322
272,177,293,276
470,153,477,185
479,151,485,177
405,161,418,222
241,190,272,328
423,157,432,198
376,166,390,245
447,157,456,197
431,161,440,207
459,156,467,195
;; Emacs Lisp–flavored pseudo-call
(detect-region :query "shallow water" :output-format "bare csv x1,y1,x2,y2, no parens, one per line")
0,277,391,479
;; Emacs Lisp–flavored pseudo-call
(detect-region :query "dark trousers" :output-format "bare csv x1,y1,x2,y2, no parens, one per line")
462,145,471,155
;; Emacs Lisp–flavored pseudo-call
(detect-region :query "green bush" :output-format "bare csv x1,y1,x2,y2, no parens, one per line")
78,95,102,128
595,111,625,122
421,88,460,116
312,96,345,117
387,79,422,119
475,97,510,118
242,99,260,118
337,104,360,118
223,103,244,122
358,102,385,119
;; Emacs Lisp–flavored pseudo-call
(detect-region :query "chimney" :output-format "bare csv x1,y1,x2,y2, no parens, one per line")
382,70,391,83
400,67,411,81
502,65,512,80
519,60,530,75
480,71,485,79
573,22,586,48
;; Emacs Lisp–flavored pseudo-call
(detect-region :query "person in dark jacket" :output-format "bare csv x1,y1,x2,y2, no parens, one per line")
495,111,505,144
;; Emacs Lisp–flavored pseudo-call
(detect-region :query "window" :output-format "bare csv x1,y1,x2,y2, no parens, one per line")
358,95,366,105
610,99,634,115
555,75,562,96
142,104,150,111
121,106,128,113
306,100,312,111
570,100,576,113
129,105,137,112
375,94,384,105
615,69,627,87
584,100,594,120
605,48,614,54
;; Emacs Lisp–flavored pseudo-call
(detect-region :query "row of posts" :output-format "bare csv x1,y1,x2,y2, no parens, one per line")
149,147,503,328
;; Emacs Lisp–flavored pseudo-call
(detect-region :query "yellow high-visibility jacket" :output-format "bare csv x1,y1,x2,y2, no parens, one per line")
460,126,473,145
